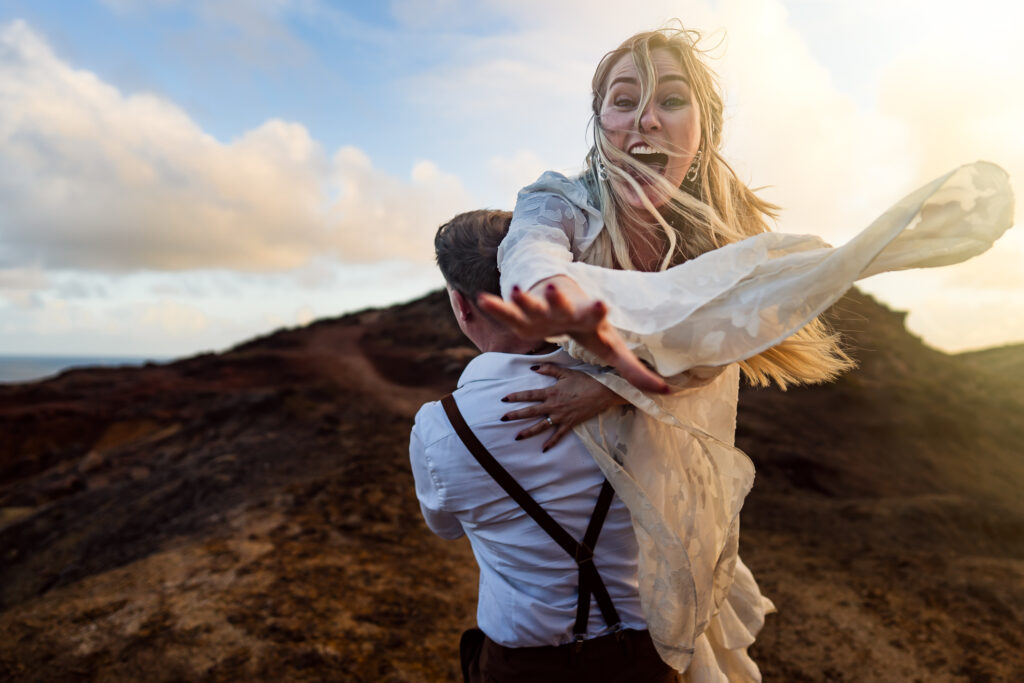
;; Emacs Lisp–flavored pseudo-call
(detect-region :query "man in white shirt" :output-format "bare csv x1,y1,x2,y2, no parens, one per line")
409,210,678,682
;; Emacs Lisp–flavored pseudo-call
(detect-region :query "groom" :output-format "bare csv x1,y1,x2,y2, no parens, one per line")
408,210,677,681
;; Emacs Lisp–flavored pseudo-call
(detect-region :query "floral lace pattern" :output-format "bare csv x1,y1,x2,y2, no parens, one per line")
498,162,1014,676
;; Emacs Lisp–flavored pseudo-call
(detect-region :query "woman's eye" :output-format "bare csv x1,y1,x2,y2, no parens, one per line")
614,97,636,108
663,95,688,107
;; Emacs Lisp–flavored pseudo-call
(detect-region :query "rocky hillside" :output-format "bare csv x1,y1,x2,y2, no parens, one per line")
0,289,1021,682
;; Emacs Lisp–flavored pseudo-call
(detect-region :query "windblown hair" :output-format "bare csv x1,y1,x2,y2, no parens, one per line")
434,209,512,299
587,25,854,388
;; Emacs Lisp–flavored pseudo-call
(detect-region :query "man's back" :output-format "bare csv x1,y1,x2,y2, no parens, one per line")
410,348,646,647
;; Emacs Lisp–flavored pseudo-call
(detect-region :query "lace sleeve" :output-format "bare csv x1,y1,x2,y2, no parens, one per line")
562,161,1014,375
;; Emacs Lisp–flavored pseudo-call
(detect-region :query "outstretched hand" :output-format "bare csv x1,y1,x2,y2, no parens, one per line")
477,282,669,394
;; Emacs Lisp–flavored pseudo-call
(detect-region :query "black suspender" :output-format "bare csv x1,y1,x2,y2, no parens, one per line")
440,393,621,636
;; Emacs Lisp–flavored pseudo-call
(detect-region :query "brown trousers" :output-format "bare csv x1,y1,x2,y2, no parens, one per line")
461,628,680,683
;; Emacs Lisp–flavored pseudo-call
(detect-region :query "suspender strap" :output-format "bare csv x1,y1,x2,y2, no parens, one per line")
572,479,617,634
441,394,621,635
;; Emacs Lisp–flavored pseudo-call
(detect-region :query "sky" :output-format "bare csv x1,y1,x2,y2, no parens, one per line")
0,0,1020,358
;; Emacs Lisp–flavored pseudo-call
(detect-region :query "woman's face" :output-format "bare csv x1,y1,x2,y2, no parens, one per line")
599,47,701,210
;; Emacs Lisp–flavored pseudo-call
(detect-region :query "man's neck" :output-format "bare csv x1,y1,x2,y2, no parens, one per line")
477,332,552,355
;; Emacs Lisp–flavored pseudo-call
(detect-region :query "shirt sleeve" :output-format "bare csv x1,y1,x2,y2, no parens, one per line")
409,418,465,541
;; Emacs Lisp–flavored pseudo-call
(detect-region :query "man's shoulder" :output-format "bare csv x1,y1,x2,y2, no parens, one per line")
413,347,583,451
412,353,517,449
457,350,523,385
412,397,452,452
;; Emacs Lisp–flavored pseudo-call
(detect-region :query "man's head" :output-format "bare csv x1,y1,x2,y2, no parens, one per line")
434,209,536,354
434,209,511,301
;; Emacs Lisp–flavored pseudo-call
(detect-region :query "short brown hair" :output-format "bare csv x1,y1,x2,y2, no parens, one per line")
434,210,512,299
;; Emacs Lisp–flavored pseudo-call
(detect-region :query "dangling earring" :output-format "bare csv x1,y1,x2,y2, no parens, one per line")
597,159,609,181
686,149,703,183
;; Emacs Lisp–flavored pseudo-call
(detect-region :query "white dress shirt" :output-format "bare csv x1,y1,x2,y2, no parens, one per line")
409,348,647,647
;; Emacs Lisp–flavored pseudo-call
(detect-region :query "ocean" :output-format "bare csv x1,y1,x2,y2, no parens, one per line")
0,355,171,384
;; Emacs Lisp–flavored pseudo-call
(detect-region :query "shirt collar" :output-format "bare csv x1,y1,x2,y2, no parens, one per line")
457,347,574,388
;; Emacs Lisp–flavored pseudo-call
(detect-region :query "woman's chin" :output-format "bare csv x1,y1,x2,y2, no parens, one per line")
621,188,667,216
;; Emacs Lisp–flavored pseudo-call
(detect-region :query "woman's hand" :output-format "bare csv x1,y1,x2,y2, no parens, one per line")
477,279,670,394
500,364,627,451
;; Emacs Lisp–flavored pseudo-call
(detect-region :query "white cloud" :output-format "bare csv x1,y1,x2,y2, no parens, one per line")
940,231,1024,292
328,149,474,262
0,262,445,356
825,1,1023,350
709,0,915,242
0,267,48,309
875,15,1024,185
487,150,550,203
860,267,1024,353
0,20,469,272
140,300,209,335
295,305,315,326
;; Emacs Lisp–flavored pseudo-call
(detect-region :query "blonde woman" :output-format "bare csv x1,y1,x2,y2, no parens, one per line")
479,26,1013,680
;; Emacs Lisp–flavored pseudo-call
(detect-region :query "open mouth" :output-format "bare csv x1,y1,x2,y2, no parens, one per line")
628,144,669,175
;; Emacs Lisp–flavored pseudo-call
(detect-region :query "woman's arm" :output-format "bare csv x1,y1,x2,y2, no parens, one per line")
491,175,671,394
478,280,670,394
496,360,728,450
497,164,1013,382
498,364,627,450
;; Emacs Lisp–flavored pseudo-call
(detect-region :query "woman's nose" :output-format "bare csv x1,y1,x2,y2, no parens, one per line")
638,103,661,132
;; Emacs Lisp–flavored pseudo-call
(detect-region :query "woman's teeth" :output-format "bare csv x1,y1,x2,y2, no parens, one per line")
628,147,669,173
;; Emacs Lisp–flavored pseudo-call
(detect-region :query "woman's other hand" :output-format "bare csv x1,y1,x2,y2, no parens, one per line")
478,278,670,394
500,364,626,451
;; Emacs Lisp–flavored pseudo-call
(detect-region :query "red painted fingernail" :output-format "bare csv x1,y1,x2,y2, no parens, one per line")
500,415,509,422
512,285,521,294
501,397,509,402
546,284,556,292
530,365,540,371
514,434,523,441
542,446,549,453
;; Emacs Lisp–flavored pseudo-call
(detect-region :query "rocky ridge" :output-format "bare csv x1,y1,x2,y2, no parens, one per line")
0,289,1022,681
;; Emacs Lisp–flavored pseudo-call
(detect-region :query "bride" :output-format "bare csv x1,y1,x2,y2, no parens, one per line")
479,24,1014,680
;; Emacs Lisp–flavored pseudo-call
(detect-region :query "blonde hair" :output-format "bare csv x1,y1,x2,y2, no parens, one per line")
586,25,853,388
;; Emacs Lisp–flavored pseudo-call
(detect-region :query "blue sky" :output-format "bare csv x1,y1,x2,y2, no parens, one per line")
0,0,1021,357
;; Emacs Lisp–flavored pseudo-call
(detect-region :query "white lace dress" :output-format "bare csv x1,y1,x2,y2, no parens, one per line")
496,162,1014,679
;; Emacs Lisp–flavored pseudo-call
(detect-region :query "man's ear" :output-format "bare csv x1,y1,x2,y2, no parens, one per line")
451,289,474,323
